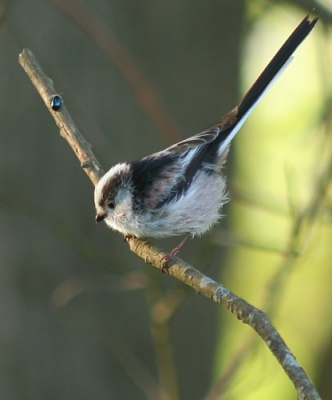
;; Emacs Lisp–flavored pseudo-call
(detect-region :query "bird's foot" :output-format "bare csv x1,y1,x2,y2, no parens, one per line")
161,234,190,272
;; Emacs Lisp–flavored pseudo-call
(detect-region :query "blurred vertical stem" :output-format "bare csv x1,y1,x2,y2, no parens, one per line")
145,278,187,400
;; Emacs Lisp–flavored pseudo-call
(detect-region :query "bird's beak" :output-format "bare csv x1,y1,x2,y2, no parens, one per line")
95,212,106,223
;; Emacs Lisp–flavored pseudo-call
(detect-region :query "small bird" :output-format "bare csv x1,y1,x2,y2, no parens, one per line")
94,15,318,259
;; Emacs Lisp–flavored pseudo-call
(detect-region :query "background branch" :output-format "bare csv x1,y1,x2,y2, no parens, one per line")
48,0,182,145
19,48,321,400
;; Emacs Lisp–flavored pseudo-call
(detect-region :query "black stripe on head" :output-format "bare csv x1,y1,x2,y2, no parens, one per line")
99,165,131,205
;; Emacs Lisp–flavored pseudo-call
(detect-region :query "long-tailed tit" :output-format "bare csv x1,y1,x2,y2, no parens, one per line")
94,15,318,258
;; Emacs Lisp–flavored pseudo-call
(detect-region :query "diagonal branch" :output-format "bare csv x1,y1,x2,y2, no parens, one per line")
19,48,103,186
18,48,321,400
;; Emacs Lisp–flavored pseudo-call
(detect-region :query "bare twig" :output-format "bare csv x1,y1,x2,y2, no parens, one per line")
18,48,103,186
19,48,321,400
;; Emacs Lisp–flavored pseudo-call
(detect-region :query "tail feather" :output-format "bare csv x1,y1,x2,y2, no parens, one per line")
238,15,318,120
215,15,318,156
169,15,318,200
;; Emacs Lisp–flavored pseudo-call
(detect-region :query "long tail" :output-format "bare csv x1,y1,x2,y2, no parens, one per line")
217,14,318,155
166,15,318,199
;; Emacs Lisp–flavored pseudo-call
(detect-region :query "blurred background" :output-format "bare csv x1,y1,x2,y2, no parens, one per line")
1,0,331,399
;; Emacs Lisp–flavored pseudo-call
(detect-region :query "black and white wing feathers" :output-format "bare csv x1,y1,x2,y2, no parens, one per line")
131,15,318,210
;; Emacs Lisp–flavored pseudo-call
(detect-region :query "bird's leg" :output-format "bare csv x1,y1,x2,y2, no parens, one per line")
162,234,190,266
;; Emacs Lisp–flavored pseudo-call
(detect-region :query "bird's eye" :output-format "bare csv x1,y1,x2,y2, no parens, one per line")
107,200,115,209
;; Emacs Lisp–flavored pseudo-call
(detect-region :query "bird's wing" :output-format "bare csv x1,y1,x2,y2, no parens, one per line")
165,15,318,158
164,127,220,153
